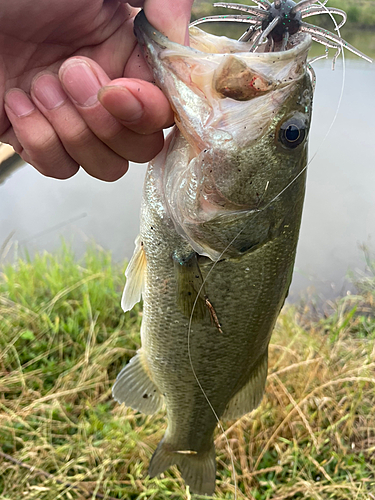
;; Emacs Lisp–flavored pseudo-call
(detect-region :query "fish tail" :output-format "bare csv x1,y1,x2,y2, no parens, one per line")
149,436,216,495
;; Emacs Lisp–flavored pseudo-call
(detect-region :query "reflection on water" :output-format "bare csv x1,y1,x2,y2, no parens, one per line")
1,59,374,301
0,161,146,262
291,59,375,299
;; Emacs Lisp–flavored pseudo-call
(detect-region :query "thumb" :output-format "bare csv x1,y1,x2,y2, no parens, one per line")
128,0,194,45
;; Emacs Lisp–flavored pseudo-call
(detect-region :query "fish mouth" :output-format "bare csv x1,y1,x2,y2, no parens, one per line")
134,9,311,75
134,9,312,152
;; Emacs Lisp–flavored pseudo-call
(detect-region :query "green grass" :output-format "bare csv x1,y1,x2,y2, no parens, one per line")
0,244,374,499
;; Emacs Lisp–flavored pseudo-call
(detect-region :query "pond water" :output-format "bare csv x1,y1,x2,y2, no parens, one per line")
1,56,374,301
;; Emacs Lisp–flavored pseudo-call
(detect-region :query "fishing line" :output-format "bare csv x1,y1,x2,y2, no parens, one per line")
187,294,238,500
186,2,346,496
18,212,88,246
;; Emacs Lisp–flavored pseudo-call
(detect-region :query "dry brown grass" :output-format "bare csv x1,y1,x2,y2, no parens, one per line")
0,246,374,499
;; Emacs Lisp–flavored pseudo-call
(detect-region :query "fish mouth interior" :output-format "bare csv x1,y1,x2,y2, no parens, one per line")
188,27,311,60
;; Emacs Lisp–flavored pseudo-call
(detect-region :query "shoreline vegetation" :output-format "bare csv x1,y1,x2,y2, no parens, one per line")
191,0,375,29
0,245,374,499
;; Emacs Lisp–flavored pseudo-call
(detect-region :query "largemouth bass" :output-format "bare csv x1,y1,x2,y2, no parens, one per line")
113,10,313,495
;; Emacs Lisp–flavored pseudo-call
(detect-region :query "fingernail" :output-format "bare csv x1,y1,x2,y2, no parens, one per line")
32,74,67,110
99,84,144,122
60,60,100,107
5,90,35,117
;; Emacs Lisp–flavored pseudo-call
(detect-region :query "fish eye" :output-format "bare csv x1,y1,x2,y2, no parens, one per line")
279,118,306,149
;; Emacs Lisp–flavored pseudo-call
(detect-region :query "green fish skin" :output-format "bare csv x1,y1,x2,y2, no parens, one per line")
113,11,313,496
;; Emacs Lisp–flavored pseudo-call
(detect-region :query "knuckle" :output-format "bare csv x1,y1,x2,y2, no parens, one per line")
44,168,78,180
66,124,95,149
100,170,128,182
21,131,79,178
98,123,124,143
33,158,79,179
130,136,163,163
82,158,129,182
28,133,53,155
24,131,60,161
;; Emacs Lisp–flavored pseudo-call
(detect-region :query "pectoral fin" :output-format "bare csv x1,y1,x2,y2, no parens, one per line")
173,251,207,321
222,353,268,420
121,235,146,312
112,350,162,415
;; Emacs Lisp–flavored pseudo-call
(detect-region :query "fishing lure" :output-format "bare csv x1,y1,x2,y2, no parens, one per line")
191,0,373,65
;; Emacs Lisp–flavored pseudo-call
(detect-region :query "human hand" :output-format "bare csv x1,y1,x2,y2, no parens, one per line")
0,0,193,181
